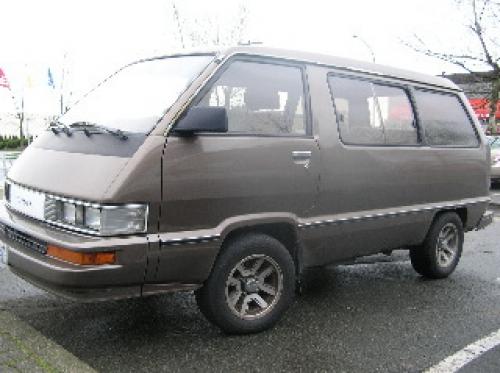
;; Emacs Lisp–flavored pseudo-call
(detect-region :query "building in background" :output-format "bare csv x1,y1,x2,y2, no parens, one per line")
445,72,500,134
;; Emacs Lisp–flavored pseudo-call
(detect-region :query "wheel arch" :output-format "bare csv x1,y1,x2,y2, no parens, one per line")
418,207,468,246
217,217,303,276
431,207,467,226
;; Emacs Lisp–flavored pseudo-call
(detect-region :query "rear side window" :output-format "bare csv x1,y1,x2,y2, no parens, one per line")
328,75,418,146
414,90,478,147
196,60,306,135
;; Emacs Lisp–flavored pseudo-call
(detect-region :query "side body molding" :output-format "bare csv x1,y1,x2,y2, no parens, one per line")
155,213,302,284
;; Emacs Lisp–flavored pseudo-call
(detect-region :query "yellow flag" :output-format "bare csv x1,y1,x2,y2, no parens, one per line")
26,74,34,88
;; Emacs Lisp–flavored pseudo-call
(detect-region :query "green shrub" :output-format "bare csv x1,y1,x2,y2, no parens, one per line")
0,136,30,149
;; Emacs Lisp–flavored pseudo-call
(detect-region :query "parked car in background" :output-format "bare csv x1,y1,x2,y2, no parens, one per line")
0,47,493,334
489,136,500,184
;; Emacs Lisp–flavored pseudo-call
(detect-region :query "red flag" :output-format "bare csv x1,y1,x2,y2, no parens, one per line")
0,68,10,89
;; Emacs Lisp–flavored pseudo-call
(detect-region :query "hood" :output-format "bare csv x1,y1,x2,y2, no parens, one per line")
7,130,147,202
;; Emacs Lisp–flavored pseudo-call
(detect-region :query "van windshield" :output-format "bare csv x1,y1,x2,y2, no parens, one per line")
59,55,213,134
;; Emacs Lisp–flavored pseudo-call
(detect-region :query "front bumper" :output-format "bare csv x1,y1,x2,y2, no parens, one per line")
0,201,148,301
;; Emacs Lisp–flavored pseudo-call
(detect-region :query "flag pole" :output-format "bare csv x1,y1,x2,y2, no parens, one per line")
25,95,30,145
60,53,66,115
20,95,24,140
60,70,64,115
7,89,24,141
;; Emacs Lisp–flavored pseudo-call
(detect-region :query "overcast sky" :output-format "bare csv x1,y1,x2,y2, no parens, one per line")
0,0,488,114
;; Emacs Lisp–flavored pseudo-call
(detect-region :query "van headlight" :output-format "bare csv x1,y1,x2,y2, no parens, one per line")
44,197,148,236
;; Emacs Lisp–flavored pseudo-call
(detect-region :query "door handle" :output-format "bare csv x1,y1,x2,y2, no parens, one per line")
292,151,312,167
292,151,312,159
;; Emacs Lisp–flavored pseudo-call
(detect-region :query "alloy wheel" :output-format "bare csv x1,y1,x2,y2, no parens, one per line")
436,222,459,267
225,254,283,320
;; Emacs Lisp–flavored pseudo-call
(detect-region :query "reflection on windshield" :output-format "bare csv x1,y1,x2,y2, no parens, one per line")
60,55,213,133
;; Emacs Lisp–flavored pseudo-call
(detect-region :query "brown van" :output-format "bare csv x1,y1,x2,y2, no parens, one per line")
0,47,493,334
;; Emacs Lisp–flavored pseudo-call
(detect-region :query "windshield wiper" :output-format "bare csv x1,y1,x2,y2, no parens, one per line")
69,121,128,140
49,120,72,136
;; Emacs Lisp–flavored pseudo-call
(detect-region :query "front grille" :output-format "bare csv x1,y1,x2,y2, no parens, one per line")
0,223,47,255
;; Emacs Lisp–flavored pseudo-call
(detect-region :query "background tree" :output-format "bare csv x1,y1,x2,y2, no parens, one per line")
170,1,249,49
403,0,499,130
169,1,250,108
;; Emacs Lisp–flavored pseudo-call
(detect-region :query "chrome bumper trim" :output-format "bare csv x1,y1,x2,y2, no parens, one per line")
297,197,491,229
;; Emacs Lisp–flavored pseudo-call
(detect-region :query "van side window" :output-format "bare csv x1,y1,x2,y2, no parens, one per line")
328,76,418,146
197,61,306,135
375,85,418,145
413,90,479,147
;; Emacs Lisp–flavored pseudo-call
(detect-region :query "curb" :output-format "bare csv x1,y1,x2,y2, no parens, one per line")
0,310,95,372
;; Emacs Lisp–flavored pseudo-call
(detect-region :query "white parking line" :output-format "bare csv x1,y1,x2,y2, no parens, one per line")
425,328,500,373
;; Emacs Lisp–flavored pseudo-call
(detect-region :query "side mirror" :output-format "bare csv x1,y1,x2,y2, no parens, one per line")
174,106,228,134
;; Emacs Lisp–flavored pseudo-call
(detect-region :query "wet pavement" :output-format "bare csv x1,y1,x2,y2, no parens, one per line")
0,220,499,372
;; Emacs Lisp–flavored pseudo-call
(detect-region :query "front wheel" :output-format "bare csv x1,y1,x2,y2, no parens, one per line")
195,233,296,334
410,212,464,279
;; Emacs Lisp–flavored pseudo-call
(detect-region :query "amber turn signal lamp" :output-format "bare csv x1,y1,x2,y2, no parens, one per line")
47,245,116,265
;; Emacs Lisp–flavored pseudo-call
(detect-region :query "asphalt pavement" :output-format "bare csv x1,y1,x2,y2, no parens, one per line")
0,218,499,372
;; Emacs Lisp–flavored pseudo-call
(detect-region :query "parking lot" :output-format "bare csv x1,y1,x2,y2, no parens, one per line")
1,209,499,372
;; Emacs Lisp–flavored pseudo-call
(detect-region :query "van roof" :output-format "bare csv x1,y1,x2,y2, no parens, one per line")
225,46,461,91
165,46,459,92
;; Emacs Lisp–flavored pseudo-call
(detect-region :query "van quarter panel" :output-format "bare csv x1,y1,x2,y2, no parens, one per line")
301,65,489,266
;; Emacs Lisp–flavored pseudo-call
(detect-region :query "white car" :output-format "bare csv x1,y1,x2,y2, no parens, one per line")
489,136,500,184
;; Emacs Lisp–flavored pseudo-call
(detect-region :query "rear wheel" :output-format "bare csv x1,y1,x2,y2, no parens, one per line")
410,212,464,279
195,233,296,334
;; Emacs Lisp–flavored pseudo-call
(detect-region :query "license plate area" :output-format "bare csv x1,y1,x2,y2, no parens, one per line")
8,183,46,220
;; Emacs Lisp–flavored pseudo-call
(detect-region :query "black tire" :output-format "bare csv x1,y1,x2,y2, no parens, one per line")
410,212,464,279
195,233,296,334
